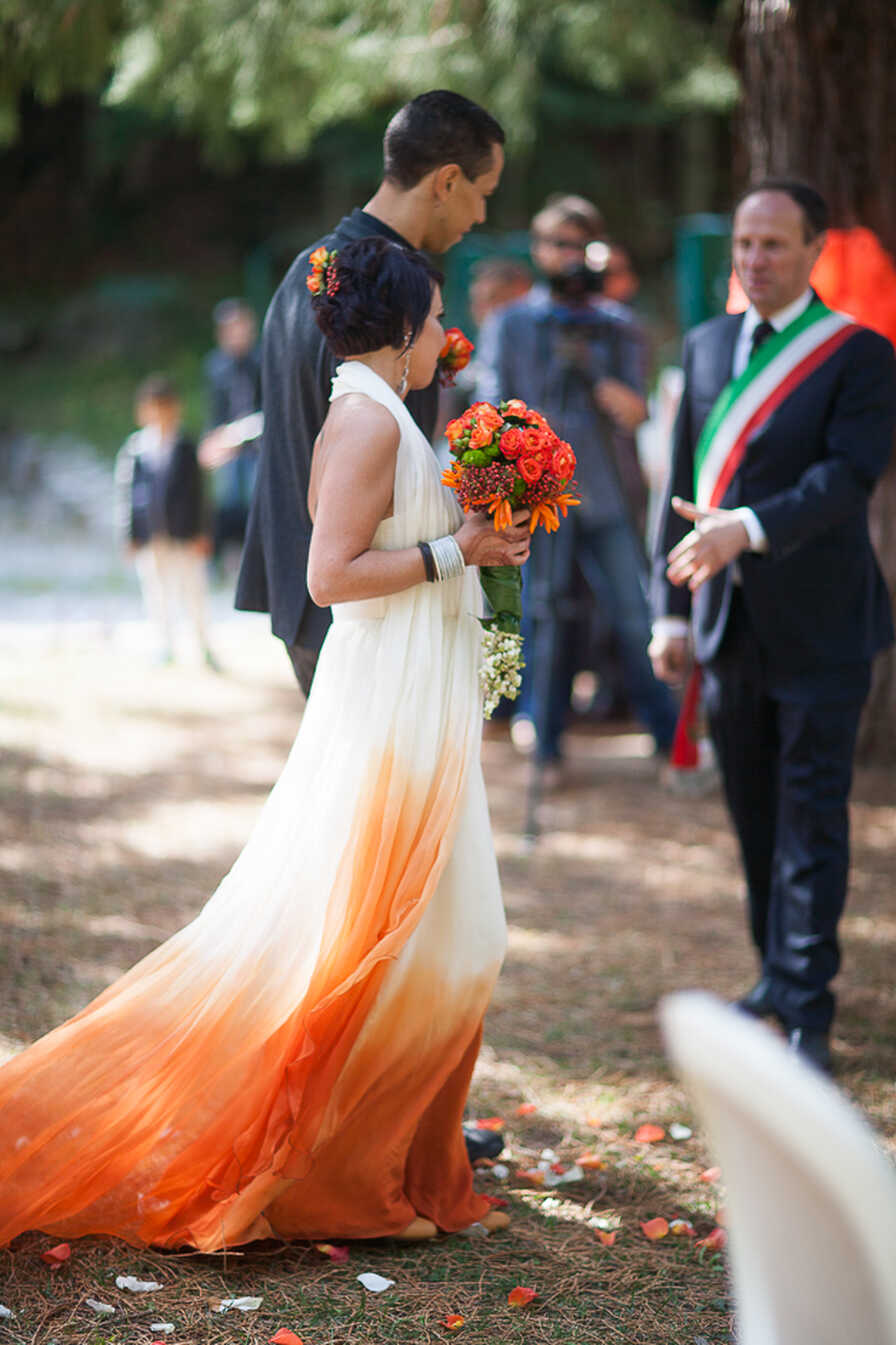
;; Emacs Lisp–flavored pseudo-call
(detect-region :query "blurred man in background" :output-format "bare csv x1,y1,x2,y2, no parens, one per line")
476,194,677,778
199,298,262,568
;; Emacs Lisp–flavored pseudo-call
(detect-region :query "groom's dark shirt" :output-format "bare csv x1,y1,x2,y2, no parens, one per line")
235,209,439,656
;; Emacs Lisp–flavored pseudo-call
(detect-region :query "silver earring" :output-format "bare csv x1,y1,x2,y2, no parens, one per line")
398,348,412,397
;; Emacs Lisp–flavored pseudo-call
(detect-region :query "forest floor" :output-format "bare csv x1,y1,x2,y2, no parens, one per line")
2,592,895,1345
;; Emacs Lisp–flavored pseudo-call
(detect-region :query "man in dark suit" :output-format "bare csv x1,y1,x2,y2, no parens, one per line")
650,180,896,1072
235,90,505,693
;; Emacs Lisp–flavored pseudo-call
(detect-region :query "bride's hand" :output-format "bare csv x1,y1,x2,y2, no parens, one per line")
455,509,531,567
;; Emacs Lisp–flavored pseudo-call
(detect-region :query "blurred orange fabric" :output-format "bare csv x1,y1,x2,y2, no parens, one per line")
727,228,896,348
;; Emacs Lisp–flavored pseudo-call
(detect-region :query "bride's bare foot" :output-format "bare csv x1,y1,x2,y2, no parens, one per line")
394,1216,438,1241
479,1209,511,1233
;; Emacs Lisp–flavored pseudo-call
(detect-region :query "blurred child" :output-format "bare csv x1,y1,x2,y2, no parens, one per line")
115,375,218,668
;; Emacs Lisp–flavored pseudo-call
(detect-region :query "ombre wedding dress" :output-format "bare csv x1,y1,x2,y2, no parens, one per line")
0,362,507,1251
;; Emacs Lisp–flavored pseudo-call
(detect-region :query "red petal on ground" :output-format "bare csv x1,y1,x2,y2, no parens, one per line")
484,1195,509,1208
507,1286,537,1308
640,1218,670,1241
578,1152,605,1170
696,1227,728,1252
442,1315,465,1331
270,1331,305,1345
313,1242,349,1263
40,1243,71,1268
515,1103,537,1116
699,1166,722,1183
634,1124,666,1144
594,1229,617,1247
475,1117,505,1131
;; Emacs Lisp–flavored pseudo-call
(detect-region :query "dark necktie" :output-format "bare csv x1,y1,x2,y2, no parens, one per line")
750,319,776,360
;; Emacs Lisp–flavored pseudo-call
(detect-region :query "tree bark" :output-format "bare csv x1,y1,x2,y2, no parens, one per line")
735,0,896,761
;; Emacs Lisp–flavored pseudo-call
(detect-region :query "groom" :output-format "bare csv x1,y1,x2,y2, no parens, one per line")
236,90,505,693
650,179,896,1073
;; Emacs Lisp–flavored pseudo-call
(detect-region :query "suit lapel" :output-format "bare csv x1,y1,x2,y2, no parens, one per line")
714,313,744,391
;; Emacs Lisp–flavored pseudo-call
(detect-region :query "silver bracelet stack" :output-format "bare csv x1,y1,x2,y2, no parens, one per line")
428,534,466,582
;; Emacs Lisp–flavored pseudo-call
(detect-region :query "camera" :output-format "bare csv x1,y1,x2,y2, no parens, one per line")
548,241,610,302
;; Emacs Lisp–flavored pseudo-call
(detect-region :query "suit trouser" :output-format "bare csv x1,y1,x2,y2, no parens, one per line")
701,592,868,1032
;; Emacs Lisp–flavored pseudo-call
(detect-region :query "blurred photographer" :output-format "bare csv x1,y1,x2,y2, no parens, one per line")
476,195,677,775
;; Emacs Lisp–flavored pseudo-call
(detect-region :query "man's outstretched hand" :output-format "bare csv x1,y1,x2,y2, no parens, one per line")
666,497,750,592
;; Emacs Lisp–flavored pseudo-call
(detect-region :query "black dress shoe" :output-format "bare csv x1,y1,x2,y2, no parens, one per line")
735,977,778,1020
788,1027,832,1075
462,1122,504,1164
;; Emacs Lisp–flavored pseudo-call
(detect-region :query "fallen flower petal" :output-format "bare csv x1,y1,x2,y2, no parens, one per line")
491,1163,510,1179
515,1104,537,1116
516,1167,546,1186
484,1195,509,1208
640,1218,670,1241
507,1286,537,1308
357,1272,395,1293
0,1306,14,1319
577,1152,605,1170
475,1117,504,1131
668,1123,693,1140
86,1299,115,1315
442,1315,465,1331
634,1124,666,1144
313,1242,350,1263
586,1114,602,1127
699,1166,722,1183
215,1297,263,1313
40,1243,71,1268
116,1275,163,1292
669,1219,697,1237
149,1328,174,1337
270,1331,305,1345
594,1229,617,1247
696,1227,728,1252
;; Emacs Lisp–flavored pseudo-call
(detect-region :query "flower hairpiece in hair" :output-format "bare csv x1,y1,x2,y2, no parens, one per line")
307,246,340,296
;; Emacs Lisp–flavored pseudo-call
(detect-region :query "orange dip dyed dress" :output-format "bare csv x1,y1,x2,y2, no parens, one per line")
0,362,507,1251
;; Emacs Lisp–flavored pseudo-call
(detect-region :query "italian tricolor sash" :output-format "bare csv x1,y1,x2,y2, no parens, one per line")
693,303,861,508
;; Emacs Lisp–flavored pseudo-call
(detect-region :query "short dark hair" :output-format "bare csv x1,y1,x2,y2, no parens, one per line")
736,178,829,240
531,194,605,241
311,237,443,359
212,297,254,325
383,90,505,189
136,374,179,405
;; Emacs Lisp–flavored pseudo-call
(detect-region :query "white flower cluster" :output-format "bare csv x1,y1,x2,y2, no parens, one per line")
480,629,525,719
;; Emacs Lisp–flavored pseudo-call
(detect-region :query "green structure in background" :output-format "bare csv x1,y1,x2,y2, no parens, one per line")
439,231,533,337
675,213,732,330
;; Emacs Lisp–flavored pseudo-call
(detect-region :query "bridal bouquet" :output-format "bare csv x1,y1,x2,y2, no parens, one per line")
437,327,475,387
441,399,579,717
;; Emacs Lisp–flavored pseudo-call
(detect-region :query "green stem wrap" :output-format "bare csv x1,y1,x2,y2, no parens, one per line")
480,564,522,634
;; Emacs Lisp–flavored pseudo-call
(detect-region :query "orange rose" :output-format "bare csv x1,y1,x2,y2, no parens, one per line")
503,398,529,417
518,456,543,484
552,443,576,479
499,427,526,459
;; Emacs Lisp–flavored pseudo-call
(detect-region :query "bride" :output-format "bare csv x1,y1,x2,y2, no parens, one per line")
0,237,531,1251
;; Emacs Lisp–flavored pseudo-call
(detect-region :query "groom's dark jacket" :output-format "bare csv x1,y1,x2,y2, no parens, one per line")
235,209,439,652
651,297,896,693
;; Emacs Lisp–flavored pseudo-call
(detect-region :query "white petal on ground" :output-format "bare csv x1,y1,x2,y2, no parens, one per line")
457,1222,490,1238
669,1123,693,1140
115,1275,163,1292
491,1163,510,1179
149,1326,174,1335
214,1297,263,1312
357,1273,395,1293
86,1299,115,1315
0,1306,13,1319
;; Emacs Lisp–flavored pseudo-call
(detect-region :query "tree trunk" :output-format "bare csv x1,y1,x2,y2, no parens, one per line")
735,0,896,761
860,441,896,759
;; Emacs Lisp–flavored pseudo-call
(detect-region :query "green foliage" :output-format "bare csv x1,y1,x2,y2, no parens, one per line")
1,0,739,155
